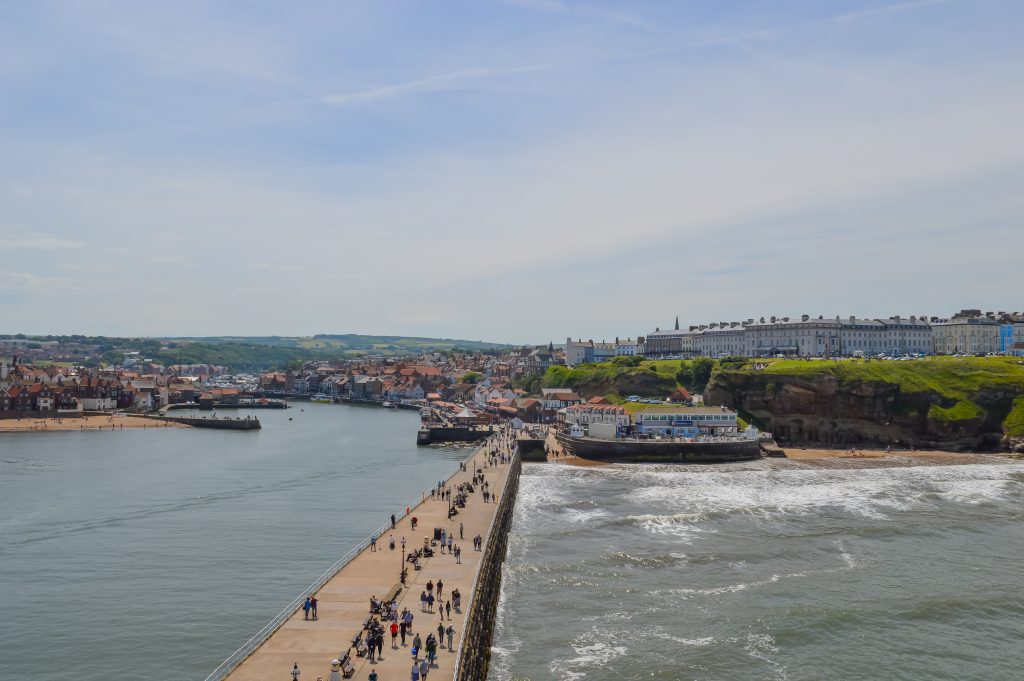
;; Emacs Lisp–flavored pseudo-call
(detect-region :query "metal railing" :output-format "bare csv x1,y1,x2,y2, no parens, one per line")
202,445,488,681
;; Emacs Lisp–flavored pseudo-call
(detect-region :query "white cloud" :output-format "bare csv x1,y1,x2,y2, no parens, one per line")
0,271,73,290
0,232,83,250
248,262,302,272
321,64,549,107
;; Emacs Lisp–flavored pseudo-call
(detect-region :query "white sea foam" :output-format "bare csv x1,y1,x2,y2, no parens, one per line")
621,463,1024,521
548,626,629,680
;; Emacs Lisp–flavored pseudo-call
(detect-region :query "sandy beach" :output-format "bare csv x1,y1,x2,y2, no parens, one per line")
0,414,186,433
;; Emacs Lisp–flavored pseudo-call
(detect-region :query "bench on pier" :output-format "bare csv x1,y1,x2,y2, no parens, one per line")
339,653,356,678
351,632,368,657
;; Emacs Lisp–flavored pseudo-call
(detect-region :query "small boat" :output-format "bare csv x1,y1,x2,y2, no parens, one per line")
310,395,332,403
382,401,396,409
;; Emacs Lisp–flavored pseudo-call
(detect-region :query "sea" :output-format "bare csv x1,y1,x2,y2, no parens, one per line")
4,411,1023,681
0,403,468,681
490,459,1024,681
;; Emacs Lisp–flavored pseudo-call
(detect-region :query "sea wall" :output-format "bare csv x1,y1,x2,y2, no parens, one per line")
455,455,522,681
417,427,491,445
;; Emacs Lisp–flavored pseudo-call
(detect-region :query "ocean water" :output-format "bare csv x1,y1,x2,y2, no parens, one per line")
490,459,1024,681
0,404,468,681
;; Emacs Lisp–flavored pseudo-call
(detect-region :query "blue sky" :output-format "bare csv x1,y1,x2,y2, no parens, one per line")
1,0,1022,343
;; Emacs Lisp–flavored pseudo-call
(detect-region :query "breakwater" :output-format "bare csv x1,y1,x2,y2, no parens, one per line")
454,454,522,680
139,415,261,430
417,426,492,445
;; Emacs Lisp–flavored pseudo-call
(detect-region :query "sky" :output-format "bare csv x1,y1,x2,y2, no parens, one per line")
1,0,1022,344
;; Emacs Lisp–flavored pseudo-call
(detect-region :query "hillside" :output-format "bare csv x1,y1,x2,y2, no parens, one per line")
542,357,716,400
705,356,1024,451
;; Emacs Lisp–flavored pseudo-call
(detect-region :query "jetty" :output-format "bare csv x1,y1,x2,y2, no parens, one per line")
209,442,519,681
136,414,262,430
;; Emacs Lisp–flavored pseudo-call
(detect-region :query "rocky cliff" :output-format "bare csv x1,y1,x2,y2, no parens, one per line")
705,358,1024,451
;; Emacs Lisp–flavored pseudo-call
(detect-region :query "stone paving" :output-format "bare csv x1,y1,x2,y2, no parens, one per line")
225,446,511,681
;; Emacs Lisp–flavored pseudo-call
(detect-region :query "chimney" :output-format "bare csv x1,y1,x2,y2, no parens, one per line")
689,326,698,331
770,316,776,323
849,316,855,322
782,317,790,322
759,317,765,324
802,314,809,322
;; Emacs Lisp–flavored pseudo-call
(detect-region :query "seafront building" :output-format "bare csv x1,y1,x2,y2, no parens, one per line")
559,403,741,439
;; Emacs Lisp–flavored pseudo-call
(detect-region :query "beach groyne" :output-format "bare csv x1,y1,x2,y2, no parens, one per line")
454,454,522,681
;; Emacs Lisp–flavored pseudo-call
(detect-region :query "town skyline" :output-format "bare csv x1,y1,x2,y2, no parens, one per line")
3,1,1023,342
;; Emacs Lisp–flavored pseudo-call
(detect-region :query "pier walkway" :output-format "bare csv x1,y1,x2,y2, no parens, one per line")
219,445,513,681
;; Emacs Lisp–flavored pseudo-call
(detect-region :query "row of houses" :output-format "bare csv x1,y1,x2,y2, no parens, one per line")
568,309,1024,364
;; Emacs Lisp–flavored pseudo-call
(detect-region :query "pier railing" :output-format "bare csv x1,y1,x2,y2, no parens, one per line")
453,450,522,681
202,444,487,681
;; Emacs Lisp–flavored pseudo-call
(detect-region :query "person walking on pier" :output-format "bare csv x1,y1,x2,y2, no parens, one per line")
310,594,318,621
459,522,464,539
371,534,377,551
391,620,399,648
391,513,396,529
455,545,462,564
419,657,429,679
445,624,455,651
303,596,311,620
410,661,420,681
436,579,443,598
376,631,384,659
437,621,445,648
447,535,453,553
445,600,451,620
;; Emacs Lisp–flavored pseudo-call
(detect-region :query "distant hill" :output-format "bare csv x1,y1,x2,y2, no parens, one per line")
174,334,512,354
2,333,513,372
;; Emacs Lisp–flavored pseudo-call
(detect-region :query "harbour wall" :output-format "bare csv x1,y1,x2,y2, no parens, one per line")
134,415,262,430
455,454,522,681
417,426,492,445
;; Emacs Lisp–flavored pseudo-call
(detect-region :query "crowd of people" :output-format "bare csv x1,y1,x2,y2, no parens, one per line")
306,425,523,681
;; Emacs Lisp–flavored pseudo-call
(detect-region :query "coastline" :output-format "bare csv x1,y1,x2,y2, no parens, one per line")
0,414,187,432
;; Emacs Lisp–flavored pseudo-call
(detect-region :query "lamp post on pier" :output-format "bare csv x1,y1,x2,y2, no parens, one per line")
400,536,407,585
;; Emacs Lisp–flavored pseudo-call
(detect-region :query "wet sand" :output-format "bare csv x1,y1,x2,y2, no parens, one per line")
0,414,186,432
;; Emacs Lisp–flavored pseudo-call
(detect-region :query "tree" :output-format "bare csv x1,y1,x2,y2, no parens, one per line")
462,371,483,384
691,357,714,389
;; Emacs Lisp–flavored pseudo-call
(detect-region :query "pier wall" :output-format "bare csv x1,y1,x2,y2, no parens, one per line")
455,454,522,681
417,427,492,445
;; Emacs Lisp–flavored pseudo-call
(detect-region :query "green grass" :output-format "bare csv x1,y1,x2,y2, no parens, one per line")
739,356,1024,402
1004,396,1024,437
928,400,985,423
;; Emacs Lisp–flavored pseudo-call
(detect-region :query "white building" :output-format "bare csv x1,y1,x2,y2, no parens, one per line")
614,338,641,357
694,323,746,358
931,313,1000,354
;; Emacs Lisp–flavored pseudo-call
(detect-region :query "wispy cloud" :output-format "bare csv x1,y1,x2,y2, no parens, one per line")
0,232,83,250
322,64,549,107
500,0,661,33
0,271,73,290
629,0,954,57
249,262,302,272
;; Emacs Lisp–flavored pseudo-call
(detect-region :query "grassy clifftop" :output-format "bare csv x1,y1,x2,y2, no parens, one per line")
707,356,1024,449
542,357,715,400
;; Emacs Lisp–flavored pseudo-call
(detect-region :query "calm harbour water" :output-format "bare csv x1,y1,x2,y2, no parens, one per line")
491,459,1024,681
0,404,468,681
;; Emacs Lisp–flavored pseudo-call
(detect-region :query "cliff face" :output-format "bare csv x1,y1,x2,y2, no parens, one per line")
705,370,1022,451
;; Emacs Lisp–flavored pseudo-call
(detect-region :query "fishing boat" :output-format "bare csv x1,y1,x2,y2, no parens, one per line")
382,401,397,409
310,395,333,403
